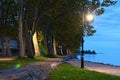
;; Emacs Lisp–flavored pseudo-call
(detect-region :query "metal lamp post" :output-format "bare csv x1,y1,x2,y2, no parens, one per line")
81,13,94,68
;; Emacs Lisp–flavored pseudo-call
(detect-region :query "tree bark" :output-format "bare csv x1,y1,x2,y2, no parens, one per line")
42,27,49,55
1,38,6,56
18,0,25,57
32,2,41,56
25,33,35,57
6,37,12,56
24,3,34,57
53,34,57,56
33,31,40,56
60,46,63,55
46,28,54,56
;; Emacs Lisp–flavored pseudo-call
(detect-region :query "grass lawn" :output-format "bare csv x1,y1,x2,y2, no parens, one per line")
0,56,47,70
47,63,120,80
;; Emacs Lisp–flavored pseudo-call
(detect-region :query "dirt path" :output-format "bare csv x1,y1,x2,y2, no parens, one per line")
67,59,120,76
0,58,62,80
0,57,17,61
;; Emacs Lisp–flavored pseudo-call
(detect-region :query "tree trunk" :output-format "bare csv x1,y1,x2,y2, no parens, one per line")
18,0,25,57
1,38,6,56
25,34,35,57
24,3,34,58
46,28,54,56
32,2,41,57
53,34,57,56
42,24,55,57
6,37,12,56
66,49,71,55
32,31,40,56
0,38,1,54
60,46,63,55
42,28,49,55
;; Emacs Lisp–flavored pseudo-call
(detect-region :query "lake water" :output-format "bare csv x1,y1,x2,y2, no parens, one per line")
85,53,120,66
84,33,120,66
84,36,120,66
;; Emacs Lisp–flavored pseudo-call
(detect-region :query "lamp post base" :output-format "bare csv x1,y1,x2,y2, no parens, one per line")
81,56,84,68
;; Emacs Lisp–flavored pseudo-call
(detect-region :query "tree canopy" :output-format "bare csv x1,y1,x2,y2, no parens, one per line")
0,0,117,57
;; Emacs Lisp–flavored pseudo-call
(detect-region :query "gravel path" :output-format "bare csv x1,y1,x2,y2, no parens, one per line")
0,58,62,80
67,59,120,76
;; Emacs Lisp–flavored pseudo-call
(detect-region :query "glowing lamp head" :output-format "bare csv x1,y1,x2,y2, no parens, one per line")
86,14,94,22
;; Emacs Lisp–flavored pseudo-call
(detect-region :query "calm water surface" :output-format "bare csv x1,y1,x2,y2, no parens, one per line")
85,52,120,66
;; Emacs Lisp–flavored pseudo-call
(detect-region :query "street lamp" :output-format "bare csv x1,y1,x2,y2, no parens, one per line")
86,14,94,22
81,13,94,68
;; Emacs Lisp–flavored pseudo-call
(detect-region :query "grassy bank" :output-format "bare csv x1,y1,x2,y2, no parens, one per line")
47,63,120,80
0,56,47,70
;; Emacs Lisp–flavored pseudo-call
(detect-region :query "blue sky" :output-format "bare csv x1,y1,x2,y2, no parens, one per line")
85,1,120,53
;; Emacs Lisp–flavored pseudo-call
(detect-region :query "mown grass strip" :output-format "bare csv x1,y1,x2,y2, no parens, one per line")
47,63,120,80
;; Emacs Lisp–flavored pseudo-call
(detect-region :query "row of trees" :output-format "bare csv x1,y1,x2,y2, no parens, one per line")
0,0,117,57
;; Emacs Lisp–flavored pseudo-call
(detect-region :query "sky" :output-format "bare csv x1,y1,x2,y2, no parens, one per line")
84,1,120,54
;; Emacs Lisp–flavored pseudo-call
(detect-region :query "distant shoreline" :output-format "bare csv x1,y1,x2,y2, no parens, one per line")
63,53,120,67
84,53,120,67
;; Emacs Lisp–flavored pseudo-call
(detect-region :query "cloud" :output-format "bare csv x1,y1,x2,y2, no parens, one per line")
94,1,120,29
89,1,120,41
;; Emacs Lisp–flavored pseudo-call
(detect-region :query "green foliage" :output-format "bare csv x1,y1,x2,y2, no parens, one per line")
37,31,43,42
55,19,82,51
53,0,117,52
0,0,18,38
47,63,120,80
101,0,117,7
84,25,96,36
0,0,117,56
34,56,47,61
39,43,47,55
53,1,83,52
